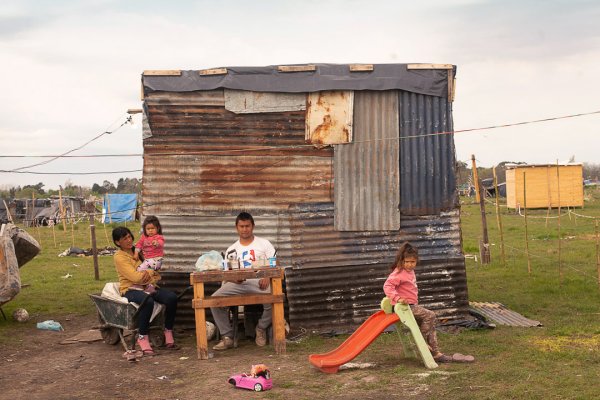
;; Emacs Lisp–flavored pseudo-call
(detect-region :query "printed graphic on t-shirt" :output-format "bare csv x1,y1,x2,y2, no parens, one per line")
241,249,256,268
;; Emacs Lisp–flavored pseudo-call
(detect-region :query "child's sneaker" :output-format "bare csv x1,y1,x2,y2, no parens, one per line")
212,336,233,351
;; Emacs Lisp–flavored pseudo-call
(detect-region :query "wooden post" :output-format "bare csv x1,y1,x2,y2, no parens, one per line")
70,213,75,248
2,200,13,223
107,195,113,223
523,172,532,275
545,167,552,228
58,189,67,231
471,154,480,203
477,178,491,264
271,275,287,355
556,161,563,285
89,213,100,280
493,167,506,266
192,281,208,359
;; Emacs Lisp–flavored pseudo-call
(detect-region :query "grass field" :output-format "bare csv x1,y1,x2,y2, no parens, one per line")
2,188,600,399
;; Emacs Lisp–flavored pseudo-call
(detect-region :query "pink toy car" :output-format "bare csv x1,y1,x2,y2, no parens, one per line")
228,372,273,392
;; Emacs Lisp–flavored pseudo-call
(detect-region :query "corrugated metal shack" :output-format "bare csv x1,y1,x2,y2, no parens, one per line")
140,63,468,333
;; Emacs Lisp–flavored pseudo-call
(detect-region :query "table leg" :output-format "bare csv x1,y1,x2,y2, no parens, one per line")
193,282,209,359
271,277,286,355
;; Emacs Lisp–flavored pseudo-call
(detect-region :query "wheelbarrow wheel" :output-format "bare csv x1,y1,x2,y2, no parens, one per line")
97,312,120,345
101,328,121,345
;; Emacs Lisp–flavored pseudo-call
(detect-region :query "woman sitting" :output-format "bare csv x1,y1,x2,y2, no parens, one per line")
112,226,178,355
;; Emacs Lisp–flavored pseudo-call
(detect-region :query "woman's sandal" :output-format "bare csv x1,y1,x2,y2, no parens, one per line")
451,353,475,363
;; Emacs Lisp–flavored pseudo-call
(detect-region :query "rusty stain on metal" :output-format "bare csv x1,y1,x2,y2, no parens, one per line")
306,91,353,145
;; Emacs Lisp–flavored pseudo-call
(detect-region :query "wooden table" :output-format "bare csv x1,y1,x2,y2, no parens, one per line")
190,268,286,360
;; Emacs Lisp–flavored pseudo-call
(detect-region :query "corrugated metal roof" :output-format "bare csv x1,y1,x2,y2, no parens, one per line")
399,90,457,215
334,90,400,231
470,302,542,327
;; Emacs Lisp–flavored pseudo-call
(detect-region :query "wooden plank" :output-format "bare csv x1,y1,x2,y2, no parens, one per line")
190,268,283,283
349,64,373,72
278,65,316,73
271,277,286,355
199,68,227,76
406,63,453,70
193,294,284,309
192,282,209,359
143,70,182,76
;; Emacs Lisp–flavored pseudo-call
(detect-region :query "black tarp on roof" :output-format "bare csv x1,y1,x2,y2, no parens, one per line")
142,63,454,98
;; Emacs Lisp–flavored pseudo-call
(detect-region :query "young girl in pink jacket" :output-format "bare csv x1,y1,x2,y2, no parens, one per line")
383,242,474,363
131,215,165,293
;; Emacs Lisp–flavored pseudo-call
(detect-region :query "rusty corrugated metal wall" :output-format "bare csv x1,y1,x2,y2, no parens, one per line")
286,202,466,332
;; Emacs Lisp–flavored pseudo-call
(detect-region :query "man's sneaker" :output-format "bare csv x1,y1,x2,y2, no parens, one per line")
212,336,233,351
255,327,267,347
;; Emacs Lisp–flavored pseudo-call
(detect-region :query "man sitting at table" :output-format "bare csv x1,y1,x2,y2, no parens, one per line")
211,211,276,351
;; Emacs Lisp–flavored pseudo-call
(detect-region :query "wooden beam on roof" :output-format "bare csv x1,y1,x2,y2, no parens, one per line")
349,64,374,72
278,65,316,73
142,70,182,76
407,63,453,70
199,68,228,76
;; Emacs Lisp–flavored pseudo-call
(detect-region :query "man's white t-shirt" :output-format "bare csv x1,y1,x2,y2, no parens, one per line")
225,236,275,269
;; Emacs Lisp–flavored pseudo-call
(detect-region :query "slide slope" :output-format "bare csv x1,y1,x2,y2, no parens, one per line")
308,310,399,373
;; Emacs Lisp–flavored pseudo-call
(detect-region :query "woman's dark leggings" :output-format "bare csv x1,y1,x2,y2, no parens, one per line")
124,288,178,335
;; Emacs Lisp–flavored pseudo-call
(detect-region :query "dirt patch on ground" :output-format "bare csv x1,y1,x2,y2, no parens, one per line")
0,314,431,400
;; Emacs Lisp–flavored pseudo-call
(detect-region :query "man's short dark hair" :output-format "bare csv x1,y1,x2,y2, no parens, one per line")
236,212,255,226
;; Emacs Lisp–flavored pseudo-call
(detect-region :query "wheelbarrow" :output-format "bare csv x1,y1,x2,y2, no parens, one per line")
89,292,166,352
89,284,193,353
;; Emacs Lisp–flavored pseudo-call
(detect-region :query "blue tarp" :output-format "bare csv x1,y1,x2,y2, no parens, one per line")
103,194,137,223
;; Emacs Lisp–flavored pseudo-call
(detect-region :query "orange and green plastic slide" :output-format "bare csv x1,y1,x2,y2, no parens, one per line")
308,298,438,373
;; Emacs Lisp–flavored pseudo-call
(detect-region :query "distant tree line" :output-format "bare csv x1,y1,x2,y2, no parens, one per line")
0,177,141,199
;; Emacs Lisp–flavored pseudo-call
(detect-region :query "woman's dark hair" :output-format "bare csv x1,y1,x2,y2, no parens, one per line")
390,242,419,272
112,226,134,247
235,211,255,226
142,215,162,235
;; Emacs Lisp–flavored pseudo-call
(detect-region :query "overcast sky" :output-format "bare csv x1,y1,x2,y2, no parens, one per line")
1,0,599,190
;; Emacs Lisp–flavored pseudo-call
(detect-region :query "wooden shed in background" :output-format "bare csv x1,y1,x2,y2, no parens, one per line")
505,163,584,209
140,63,471,333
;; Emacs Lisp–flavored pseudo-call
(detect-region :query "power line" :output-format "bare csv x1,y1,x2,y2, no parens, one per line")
7,115,132,172
1,108,599,160
0,154,142,158
0,169,142,175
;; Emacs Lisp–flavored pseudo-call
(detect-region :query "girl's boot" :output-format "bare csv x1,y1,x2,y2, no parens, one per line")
137,334,155,356
164,329,179,349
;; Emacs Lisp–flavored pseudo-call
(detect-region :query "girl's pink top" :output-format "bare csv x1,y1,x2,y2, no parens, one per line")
135,233,165,259
383,268,418,305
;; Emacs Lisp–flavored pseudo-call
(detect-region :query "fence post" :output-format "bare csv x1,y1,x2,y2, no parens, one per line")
556,161,563,285
523,172,531,275
493,166,506,266
477,178,491,264
471,154,480,203
89,213,99,281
